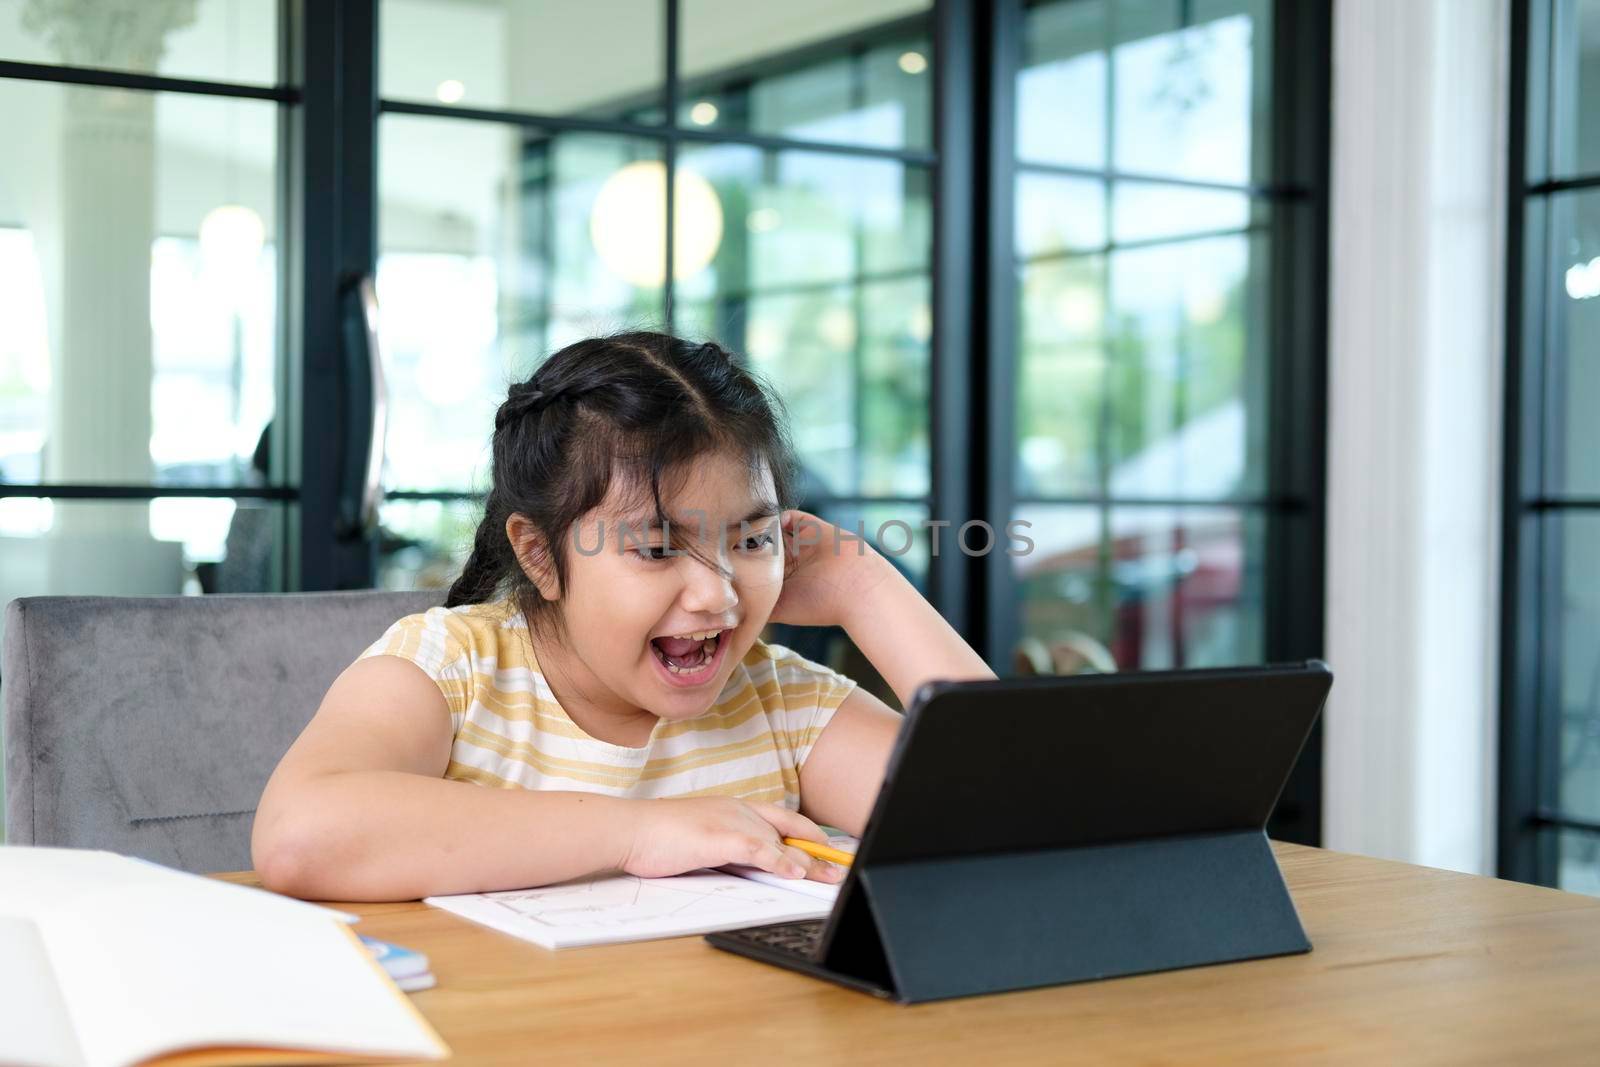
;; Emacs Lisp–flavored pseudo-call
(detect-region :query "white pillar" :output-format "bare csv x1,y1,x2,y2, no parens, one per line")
1324,0,1509,874
50,85,158,491
22,1,195,583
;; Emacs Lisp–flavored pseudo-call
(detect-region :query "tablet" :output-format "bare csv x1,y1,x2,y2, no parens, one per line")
707,660,1333,1002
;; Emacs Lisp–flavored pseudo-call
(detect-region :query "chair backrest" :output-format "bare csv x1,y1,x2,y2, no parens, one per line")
2,590,443,873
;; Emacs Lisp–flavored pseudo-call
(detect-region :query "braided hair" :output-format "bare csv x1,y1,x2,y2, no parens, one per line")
446,332,799,639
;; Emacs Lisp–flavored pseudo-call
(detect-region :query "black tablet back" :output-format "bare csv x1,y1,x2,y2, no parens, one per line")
814,661,1333,1001
864,661,1332,865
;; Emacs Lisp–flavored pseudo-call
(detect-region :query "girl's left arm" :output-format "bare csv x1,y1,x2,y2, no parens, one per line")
781,511,997,834
835,552,997,709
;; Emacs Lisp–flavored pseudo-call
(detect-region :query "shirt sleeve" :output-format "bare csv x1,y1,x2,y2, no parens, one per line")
357,608,472,732
761,643,859,770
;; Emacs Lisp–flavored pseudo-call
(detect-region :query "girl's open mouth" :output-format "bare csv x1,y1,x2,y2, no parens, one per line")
649,629,727,687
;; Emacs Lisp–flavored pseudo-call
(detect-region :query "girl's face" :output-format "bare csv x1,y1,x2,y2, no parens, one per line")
527,450,786,732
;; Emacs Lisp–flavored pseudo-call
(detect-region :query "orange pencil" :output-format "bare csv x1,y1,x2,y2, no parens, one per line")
782,837,855,867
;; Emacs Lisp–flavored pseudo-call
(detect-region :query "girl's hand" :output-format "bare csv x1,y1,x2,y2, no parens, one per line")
619,796,846,883
768,509,893,630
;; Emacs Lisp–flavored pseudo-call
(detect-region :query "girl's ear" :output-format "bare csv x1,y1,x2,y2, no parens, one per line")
505,513,559,601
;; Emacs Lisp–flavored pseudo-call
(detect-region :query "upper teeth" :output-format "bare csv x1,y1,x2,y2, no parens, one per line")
674,630,722,641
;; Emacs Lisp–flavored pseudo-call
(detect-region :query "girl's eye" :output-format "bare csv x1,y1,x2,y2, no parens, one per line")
741,532,776,552
631,544,671,562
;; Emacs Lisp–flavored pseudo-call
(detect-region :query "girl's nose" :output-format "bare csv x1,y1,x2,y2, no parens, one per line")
679,555,738,614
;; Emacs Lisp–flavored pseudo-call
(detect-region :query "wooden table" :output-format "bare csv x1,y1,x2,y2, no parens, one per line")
219,844,1600,1065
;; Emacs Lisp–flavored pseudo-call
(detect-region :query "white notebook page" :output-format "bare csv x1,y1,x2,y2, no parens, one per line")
426,835,859,949
38,885,447,1067
427,869,832,949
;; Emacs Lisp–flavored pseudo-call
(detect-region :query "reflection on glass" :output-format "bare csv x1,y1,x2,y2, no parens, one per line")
0,0,280,86
1020,0,1272,184
0,81,279,486
1012,504,1261,672
378,498,478,591
0,496,281,610
1556,515,1600,827
380,0,663,122
675,144,931,497
1555,190,1600,495
378,116,664,491
680,0,932,150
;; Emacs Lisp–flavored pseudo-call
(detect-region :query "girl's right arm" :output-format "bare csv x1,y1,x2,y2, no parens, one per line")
251,656,840,901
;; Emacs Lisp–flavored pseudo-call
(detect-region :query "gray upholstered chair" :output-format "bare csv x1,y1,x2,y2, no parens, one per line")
2,590,442,874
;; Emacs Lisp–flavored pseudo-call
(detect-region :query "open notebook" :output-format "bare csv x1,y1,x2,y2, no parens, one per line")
0,848,447,1067
426,834,857,949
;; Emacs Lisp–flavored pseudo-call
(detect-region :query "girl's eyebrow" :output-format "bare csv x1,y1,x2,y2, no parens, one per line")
734,505,781,525
617,505,779,530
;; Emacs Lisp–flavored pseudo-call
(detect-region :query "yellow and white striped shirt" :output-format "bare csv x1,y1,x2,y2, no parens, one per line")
359,600,857,810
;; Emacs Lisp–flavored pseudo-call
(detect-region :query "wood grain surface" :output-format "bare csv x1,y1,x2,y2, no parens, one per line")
214,843,1600,1065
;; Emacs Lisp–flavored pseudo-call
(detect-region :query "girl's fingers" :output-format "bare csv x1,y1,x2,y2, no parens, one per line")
800,853,847,884
780,512,804,567
754,840,807,879
749,802,828,844
779,843,844,883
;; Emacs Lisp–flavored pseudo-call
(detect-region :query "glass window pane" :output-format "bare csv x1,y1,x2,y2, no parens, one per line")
378,498,477,591
676,144,931,293
1021,0,1273,184
1104,233,1268,498
674,145,930,497
0,496,283,609
1551,829,1600,898
378,116,665,491
1018,256,1106,497
735,285,857,494
1554,189,1600,496
1554,515,1600,825
680,1,931,150
0,81,280,487
1017,230,1269,502
0,0,280,86
859,277,931,497
1553,0,1600,177
1019,0,1108,169
1110,181,1257,244
1016,172,1106,259
1012,504,1263,672
1112,0,1272,184
379,0,663,123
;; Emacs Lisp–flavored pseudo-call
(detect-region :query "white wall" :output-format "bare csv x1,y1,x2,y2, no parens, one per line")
1324,0,1509,874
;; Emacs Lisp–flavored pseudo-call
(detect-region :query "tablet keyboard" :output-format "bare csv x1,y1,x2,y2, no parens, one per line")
718,918,826,959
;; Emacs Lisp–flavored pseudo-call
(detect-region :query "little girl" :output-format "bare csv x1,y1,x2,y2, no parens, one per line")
253,332,995,901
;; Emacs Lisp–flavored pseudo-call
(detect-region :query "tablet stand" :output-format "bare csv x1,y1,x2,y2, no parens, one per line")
821,830,1308,1003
